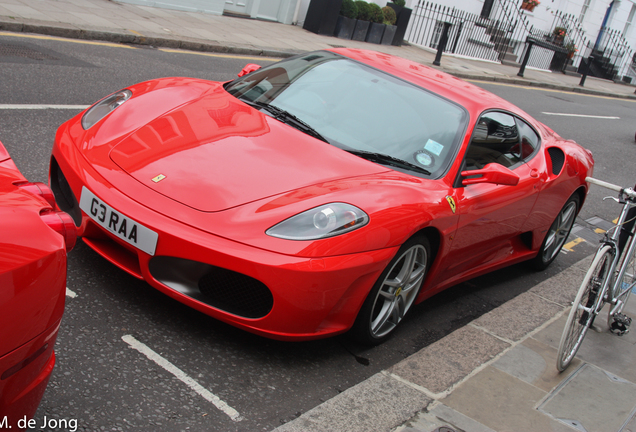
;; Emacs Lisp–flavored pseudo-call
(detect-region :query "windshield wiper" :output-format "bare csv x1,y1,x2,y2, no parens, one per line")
241,99,329,144
347,150,431,175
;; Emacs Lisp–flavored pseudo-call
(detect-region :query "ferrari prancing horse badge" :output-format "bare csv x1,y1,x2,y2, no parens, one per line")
445,196,456,214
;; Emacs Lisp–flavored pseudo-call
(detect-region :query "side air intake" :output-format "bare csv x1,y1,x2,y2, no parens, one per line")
547,147,565,176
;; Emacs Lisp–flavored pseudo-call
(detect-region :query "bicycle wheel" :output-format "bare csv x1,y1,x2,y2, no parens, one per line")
557,245,614,371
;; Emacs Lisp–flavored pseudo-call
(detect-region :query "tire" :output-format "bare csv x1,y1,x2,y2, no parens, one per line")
556,245,614,372
532,194,579,271
349,235,430,345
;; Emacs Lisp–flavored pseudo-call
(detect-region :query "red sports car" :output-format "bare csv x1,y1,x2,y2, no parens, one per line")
0,141,76,423
49,49,593,344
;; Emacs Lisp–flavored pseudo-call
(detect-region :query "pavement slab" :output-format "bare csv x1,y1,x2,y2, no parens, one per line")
441,366,574,432
471,291,564,343
388,325,510,395
538,363,636,432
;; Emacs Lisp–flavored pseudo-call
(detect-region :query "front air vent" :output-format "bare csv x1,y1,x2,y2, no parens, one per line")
199,267,273,319
50,157,82,226
547,147,565,176
149,256,274,319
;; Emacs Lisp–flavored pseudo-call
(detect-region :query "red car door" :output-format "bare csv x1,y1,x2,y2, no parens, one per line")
444,111,542,278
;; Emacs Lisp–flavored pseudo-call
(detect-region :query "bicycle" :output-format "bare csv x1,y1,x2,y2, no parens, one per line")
556,177,636,372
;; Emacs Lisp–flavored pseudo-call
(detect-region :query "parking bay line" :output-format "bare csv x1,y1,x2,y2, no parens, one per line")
121,335,243,422
0,104,89,110
541,112,620,119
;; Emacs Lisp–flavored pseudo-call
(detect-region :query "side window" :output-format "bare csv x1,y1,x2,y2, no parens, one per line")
463,112,521,171
515,118,540,159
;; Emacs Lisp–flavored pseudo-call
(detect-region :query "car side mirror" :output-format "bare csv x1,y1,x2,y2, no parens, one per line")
461,163,520,186
238,63,262,77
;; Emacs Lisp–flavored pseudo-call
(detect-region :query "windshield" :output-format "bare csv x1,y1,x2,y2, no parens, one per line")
225,51,468,178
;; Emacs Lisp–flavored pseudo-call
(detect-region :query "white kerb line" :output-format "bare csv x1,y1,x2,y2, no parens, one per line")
121,335,243,422
542,112,620,119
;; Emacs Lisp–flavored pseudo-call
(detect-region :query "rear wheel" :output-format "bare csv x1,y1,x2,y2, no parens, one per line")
350,235,430,345
557,246,613,371
532,194,579,270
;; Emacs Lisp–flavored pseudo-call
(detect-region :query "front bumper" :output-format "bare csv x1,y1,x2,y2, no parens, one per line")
51,143,398,341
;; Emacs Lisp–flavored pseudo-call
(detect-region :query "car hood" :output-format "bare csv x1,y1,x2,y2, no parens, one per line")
109,87,386,212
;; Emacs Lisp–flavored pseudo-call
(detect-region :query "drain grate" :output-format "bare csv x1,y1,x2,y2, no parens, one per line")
0,43,59,61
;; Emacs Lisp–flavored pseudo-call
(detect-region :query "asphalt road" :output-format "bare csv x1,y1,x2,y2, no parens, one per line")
0,33,620,431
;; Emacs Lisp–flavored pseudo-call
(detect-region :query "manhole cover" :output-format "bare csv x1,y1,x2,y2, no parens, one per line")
0,43,58,60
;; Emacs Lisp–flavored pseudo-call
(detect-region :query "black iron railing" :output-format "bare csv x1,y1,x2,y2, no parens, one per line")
405,0,634,81
406,0,527,63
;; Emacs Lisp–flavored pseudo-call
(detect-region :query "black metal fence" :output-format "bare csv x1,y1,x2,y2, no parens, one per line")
406,1,525,64
580,27,635,81
406,0,634,81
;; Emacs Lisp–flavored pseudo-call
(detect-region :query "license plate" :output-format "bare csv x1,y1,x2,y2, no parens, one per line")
79,186,158,256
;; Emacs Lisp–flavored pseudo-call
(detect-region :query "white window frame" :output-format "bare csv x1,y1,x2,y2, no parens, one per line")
624,3,636,34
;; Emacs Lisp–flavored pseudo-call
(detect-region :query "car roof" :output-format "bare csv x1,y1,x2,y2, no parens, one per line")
327,48,527,119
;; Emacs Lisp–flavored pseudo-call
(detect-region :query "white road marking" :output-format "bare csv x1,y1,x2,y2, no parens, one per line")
0,104,89,110
541,112,620,119
66,288,77,298
121,335,243,422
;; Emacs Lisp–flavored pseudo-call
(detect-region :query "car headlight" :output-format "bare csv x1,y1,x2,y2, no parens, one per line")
266,203,369,240
81,89,132,130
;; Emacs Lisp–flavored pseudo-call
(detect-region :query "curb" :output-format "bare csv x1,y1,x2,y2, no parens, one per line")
2,19,636,99
0,20,300,58
449,72,636,100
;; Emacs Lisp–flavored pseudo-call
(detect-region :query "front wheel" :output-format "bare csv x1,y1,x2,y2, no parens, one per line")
556,245,614,371
349,236,430,345
532,194,579,270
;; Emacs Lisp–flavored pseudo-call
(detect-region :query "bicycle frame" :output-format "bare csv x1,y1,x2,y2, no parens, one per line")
604,197,636,316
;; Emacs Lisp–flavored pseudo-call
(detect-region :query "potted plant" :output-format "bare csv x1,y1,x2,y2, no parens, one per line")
553,26,566,44
334,0,359,39
352,1,371,41
387,0,405,17
303,0,344,35
520,0,539,12
386,0,411,46
365,3,386,44
565,42,578,59
381,6,397,45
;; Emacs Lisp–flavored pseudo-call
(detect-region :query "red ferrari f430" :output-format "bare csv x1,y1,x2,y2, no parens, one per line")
0,140,76,423
49,49,593,344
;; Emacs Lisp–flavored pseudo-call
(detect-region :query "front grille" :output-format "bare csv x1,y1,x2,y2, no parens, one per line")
199,267,273,319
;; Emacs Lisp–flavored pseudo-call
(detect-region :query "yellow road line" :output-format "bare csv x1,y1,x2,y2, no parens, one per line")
563,237,586,252
158,47,280,62
595,228,606,234
0,31,136,49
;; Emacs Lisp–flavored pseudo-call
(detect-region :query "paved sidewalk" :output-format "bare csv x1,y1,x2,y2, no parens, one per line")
2,2,636,431
0,0,635,100
275,256,636,432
